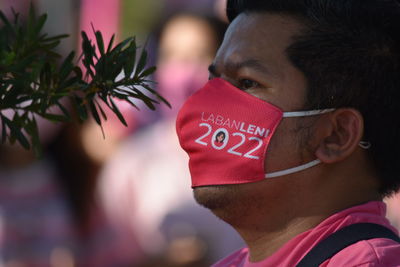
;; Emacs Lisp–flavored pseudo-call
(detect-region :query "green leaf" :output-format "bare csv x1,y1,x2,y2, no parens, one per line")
0,6,169,154
95,30,105,56
0,10,13,30
40,113,66,122
132,88,157,110
134,48,148,78
73,96,88,121
109,97,127,126
33,14,47,36
126,98,140,110
73,66,83,80
106,34,115,53
3,116,30,149
59,51,75,80
81,31,95,66
96,100,107,121
89,99,102,126
27,3,36,32
139,66,156,78
1,115,7,144
55,102,70,119
123,39,136,77
110,37,134,55
42,34,69,43
141,84,171,108
2,86,22,108
25,117,42,157
89,101,105,139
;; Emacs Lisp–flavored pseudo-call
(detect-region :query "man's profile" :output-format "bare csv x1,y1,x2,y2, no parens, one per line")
176,0,400,266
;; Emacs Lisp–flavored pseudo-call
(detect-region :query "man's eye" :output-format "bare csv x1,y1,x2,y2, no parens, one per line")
239,79,259,90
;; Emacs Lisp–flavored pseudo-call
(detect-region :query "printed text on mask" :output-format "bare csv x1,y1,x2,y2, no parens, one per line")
195,112,270,160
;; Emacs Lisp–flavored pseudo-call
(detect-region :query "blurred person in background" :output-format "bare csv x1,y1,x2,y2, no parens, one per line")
48,0,144,265
0,3,75,267
0,0,143,266
0,120,76,267
97,10,244,267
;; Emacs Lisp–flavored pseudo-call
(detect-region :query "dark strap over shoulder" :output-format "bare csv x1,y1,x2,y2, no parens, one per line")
296,223,400,267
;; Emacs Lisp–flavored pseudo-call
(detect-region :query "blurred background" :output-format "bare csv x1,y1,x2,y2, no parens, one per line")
0,0,399,267
0,0,244,266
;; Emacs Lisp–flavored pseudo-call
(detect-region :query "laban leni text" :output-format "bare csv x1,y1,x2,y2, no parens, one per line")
194,112,271,160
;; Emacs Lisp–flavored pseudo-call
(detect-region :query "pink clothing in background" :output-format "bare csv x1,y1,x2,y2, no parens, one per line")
79,0,120,45
213,201,400,267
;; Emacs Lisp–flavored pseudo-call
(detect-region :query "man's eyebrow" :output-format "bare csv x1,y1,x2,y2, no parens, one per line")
208,59,270,75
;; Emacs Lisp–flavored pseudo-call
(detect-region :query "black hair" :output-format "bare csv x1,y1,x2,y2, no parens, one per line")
227,0,400,196
216,131,226,143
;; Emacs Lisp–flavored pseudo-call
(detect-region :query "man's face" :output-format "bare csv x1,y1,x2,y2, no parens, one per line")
194,13,317,215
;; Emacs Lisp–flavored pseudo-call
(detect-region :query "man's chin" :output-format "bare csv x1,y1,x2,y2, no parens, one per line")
193,184,240,211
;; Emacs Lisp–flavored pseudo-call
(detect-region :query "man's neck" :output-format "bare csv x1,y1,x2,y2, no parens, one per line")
234,198,380,262
233,205,328,261
211,168,381,262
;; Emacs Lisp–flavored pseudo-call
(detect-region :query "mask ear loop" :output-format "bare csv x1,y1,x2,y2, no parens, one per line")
264,108,335,179
265,141,372,179
285,110,371,150
265,159,321,178
267,108,368,179
283,108,335,118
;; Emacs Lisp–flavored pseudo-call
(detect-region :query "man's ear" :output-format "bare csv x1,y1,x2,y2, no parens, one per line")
315,108,364,163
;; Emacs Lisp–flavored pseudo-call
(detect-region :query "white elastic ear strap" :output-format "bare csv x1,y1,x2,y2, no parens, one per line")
265,159,321,178
263,109,331,179
283,108,335,118
267,109,370,179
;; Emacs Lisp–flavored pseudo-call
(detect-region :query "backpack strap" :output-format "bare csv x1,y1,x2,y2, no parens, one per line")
296,223,400,267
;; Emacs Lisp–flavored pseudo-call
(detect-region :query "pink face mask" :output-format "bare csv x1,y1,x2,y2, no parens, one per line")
156,62,209,118
176,78,334,187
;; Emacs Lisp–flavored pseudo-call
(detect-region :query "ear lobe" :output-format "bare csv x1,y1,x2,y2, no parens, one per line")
315,109,364,163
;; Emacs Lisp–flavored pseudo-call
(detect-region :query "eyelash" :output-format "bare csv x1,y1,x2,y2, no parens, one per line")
238,78,260,90
207,66,261,90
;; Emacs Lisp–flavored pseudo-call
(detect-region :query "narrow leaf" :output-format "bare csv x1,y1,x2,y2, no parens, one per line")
56,102,71,120
73,96,88,121
59,51,75,80
139,66,157,78
96,100,107,121
42,34,69,42
0,10,12,28
110,37,134,55
89,99,102,126
123,39,137,77
40,113,66,122
3,117,30,149
126,98,140,110
25,117,42,157
141,84,171,108
95,30,105,56
1,115,7,144
81,31,95,66
133,88,157,110
134,48,148,78
106,34,115,53
33,14,47,36
109,97,127,126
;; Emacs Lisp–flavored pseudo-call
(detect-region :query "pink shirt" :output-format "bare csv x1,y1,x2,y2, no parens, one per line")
213,201,400,267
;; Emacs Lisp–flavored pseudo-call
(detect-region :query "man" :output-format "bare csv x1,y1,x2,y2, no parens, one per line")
176,0,400,266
